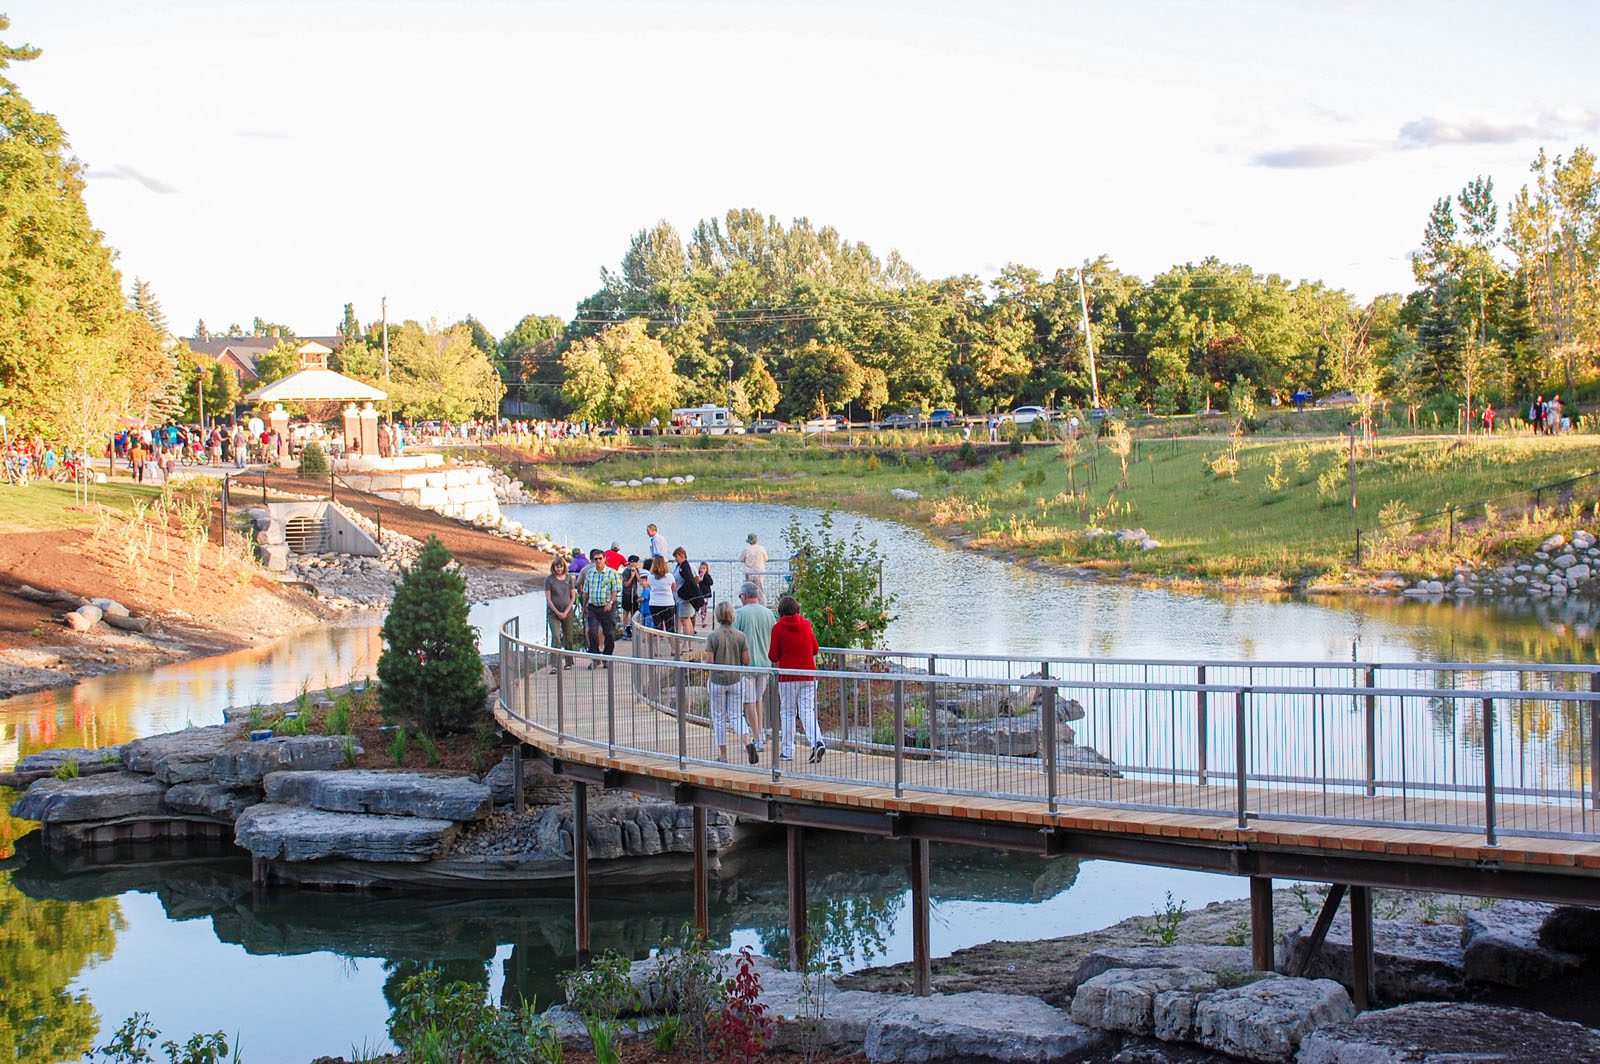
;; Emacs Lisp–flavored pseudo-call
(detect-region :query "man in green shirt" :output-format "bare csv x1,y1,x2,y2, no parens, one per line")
582,549,622,665
733,580,778,764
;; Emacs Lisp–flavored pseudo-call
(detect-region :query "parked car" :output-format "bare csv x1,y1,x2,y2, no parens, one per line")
1010,405,1050,426
926,409,957,427
1315,390,1358,408
879,412,920,429
750,418,787,434
802,417,839,433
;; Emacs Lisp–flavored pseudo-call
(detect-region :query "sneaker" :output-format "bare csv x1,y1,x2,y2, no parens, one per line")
746,742,759,765
809,742,827,764
780,753,793,762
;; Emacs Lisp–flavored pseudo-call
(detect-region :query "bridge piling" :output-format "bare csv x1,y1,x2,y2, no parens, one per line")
910,838,932,995
573,780,590,967
511,744,525,816
787,825,808,972
693,806,709,934
1349,885,1375,1011
1249,877,1274,971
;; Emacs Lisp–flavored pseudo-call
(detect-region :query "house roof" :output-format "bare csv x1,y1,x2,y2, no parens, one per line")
243,368,388,403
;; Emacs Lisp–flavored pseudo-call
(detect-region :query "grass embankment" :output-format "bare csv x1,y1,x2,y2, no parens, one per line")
0,478,165,532
538,432,1600,584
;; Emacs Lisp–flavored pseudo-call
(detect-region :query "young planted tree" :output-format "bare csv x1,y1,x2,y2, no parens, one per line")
378,536,487,737
1103,418,1133,489
782,511,894,650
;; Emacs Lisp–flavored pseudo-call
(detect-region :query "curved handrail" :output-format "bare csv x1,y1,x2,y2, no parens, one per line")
497,616,1600,845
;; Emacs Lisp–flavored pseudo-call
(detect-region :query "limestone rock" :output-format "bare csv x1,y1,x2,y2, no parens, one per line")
210,736,348,787
1297,1001,1600,1064
263,769,492,821
125,725,243,784
11,773,167,823
1070,945,1252,994
1278,916,1466,1001
1570,563,1592,582
163,782,256,821
1539,533,1566,553
481,756,571,806
889,488,921,501
15,745,123,772
1538,905,1600,955
1460,901,1582,986
1070,966,1217,1037
1193,976,1351,1063
234,803,458,862
864,991,1108,1062
65,609,98,632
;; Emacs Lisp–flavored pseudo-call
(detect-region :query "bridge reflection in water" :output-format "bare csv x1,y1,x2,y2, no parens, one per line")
496,618,1600,1011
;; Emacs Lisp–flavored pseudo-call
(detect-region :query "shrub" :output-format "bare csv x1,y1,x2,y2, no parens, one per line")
326,694,352,735
708,946,772,1064
957,440,978,465
298,440,329,476
783,510,895,649
560,951,637,1023
378,535,488,737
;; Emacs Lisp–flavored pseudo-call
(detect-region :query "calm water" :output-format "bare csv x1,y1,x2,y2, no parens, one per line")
4,501,1596,1062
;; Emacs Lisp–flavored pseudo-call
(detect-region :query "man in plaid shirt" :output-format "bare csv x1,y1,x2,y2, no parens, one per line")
582,549,622,665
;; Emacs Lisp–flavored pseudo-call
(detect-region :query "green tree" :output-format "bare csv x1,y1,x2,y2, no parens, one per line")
204,359,240,420
782,511,894,650
859,366,889,421
378,536,487,737
339,302,362,340
558,318,680,426
784,340,863,418
252,340,302,386
742,352,780,417
387,320,505,421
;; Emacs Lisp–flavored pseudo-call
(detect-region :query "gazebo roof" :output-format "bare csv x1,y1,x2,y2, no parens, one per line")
243,368,388,403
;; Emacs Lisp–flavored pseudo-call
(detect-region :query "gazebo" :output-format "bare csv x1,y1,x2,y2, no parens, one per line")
243,369,389,459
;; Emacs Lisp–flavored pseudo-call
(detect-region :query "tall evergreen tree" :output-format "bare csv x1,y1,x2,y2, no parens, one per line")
378,536,487,738
339,302,362,340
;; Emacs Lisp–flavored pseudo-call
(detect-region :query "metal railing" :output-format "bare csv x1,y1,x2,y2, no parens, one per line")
497,617,1600,846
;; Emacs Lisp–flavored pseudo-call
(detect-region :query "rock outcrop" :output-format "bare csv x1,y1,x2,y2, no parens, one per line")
235,803,459,862
863,991,1108,1063
1278,916,1468,1001
211,736,349,787
11,773,168,823
1192,976,1352,1063
263,770,492,821
1298,1002,1600,1063
1460,901,1583,986
124,724,244,783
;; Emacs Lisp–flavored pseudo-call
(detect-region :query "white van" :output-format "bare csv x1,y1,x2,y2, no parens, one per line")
671,404,744,434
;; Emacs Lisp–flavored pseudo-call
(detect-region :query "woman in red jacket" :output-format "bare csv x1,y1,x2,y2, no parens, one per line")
769,595,826,763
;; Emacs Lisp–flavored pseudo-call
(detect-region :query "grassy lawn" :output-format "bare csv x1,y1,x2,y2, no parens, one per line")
0,479,166,533
547,432,1600,582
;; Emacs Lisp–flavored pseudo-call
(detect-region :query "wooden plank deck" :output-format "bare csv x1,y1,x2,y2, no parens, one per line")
496,660,1600,877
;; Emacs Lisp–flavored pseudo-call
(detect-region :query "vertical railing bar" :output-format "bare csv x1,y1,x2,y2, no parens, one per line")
1042,662,1057,813
676,666,688,770
1483,695,1498,846
1197,664,1208,786
894,679,906,799
1364,666,1377,798
1235,689,1249,830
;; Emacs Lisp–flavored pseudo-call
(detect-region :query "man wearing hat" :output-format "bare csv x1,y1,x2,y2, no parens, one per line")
739,532,770,599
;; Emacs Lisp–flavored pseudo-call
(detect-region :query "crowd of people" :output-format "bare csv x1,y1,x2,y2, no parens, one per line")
542,525,825,766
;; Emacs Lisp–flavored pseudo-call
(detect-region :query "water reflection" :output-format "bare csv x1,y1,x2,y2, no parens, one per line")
508,501,1600,665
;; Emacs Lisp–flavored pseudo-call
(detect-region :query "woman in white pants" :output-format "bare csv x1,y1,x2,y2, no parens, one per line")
705,601,750,762
768,595,826,764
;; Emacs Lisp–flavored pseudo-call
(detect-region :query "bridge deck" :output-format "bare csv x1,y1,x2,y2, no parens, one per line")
495,665,1600,880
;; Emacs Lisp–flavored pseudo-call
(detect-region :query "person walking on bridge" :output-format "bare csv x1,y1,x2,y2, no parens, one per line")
582,549,621,666
770,595,825,764
706,601,751,763
734,581,776,764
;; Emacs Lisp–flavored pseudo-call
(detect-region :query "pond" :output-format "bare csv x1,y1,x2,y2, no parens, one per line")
3,500,1595,1062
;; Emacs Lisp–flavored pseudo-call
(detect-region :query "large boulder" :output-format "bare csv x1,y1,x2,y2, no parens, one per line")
11,773,167,823
1070,945,1252,995
1460,901,1582,986
481,756,571,806
1193,976,1352,1063
163,782,256,821
1297,1002,1600,1063
1539,905,1600,955
864,991,1108,1062
124,725,243,784
263,770,492,821
1069,966,1217,1038
938,714,1042,757
1277,917,1467,1002
211,736,349,787
234,803,459,862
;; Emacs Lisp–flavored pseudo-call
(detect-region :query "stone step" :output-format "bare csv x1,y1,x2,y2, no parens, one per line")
234,803,459,862
262,769,492,821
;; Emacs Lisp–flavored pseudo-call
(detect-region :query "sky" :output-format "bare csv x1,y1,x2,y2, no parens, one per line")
8,0,1600,339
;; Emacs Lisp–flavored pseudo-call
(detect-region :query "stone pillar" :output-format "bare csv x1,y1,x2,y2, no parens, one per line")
341,404,361,456
358,402,380,460
267,404,292,467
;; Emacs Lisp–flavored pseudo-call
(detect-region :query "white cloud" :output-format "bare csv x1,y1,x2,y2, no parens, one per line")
86,163,179,195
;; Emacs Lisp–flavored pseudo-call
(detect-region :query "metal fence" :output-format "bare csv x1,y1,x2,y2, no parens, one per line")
497,617,1600,845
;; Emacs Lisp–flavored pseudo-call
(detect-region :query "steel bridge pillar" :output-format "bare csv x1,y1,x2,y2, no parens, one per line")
693,806,710,935
787,825,808,972
910,838,932,995
1249,876,1275,971
511,743,525,816
573,780,590,968
1349,884,1376,1011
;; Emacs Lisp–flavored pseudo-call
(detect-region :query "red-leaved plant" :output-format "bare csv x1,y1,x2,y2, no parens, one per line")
707,946,772,1064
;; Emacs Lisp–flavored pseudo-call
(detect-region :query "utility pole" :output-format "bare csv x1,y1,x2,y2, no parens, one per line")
381,295,390,421
1077,269,1101,411
197,373,205,433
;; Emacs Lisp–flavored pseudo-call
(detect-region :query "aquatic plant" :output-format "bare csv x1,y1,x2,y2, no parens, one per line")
53,758,80,781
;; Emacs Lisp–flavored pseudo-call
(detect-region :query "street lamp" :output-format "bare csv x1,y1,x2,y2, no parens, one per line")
726,358,734,412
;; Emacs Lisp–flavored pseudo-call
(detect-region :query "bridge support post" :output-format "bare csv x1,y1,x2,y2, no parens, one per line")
512,743,525,816
787,825,807,972
1249,877,1274,971
693,806,709,935
910,838,932,996
573,780,591,967
1349,884,1375,1011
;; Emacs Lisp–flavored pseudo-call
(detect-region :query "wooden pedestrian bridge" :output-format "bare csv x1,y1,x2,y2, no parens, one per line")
493,618,1600,1008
